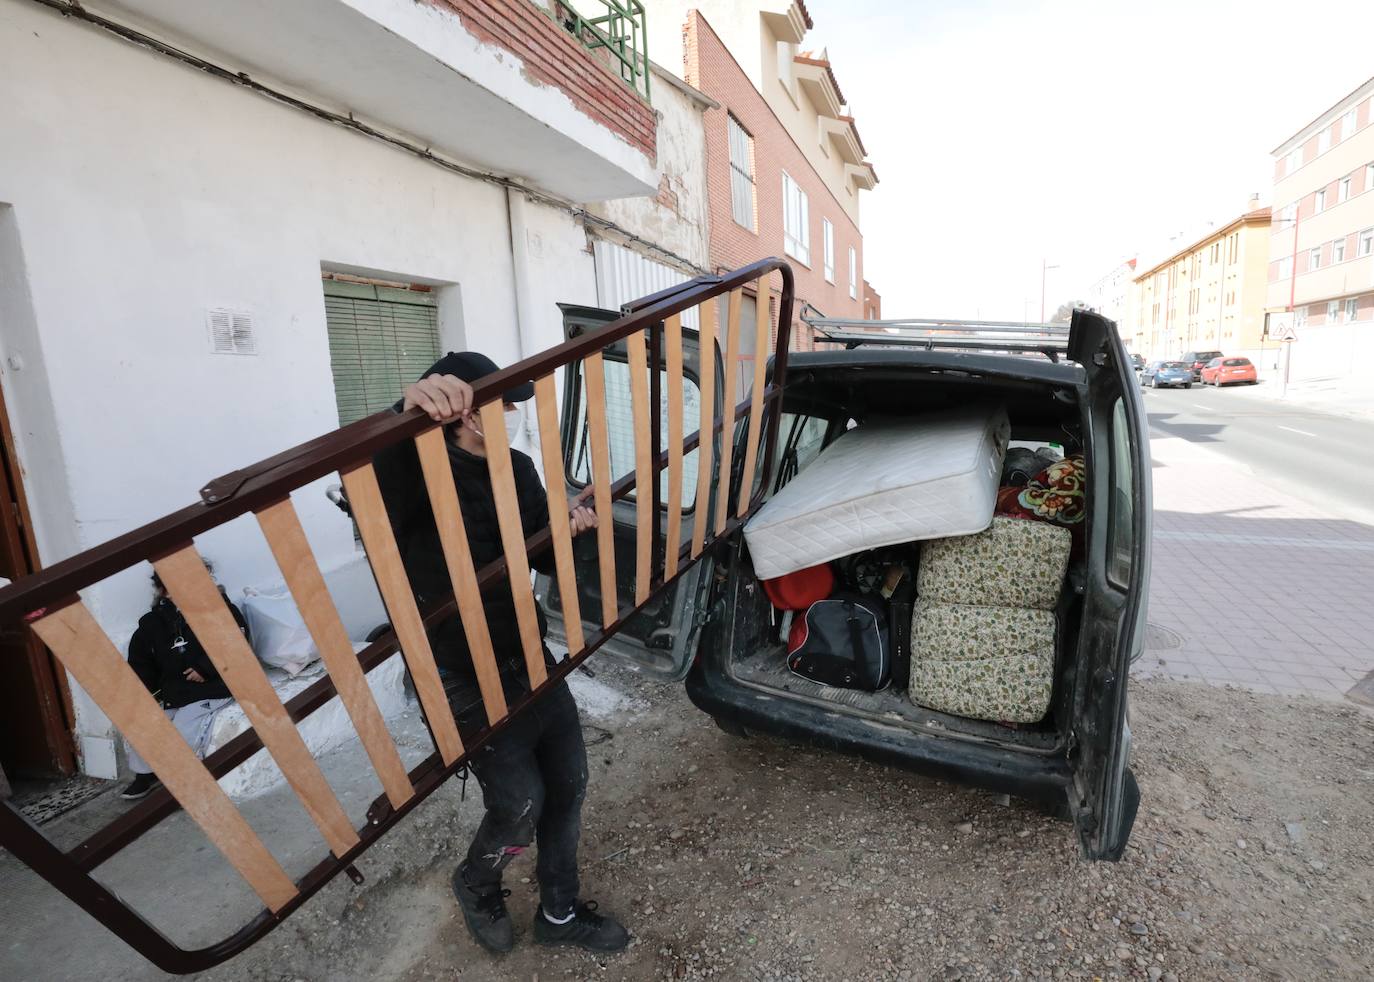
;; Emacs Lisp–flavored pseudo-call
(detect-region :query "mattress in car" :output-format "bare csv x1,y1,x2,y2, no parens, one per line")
743,405,1010,581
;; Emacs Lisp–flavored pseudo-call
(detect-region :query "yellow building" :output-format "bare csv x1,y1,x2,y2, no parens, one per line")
1129,204,1273,361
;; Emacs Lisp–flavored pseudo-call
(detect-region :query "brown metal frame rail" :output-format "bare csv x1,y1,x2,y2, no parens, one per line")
0,257,794,975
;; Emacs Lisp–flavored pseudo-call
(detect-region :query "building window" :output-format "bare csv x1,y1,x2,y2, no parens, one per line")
1334,238,1346,263
1309,246,1322,269
1346,298,1359,321
324,280,441,427
1327,300,1341,322
1360,227,1374,257
1295,307,1308,329
728,115,756,231
1341,109,1357,141
1287,147,1302,172
1280,202,1296,224
1314,188,1326,213
1367,163,1374,191
822,218,835,283
1318,128,1331,155
782,171,810,265
1339,176,1352,203
1277,256,1292,280
777,41,796,98
848,247,857,299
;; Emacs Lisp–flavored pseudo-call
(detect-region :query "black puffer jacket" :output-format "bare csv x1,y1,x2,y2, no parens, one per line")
128,593,248,709
373,434,556,682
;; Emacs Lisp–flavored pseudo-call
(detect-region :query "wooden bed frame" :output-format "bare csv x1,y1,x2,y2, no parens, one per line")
0,258,794,973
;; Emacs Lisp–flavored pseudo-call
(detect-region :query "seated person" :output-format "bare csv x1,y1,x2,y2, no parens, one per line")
120,562,248,800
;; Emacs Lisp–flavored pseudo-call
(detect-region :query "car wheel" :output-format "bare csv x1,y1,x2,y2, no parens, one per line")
1185,383,1192,389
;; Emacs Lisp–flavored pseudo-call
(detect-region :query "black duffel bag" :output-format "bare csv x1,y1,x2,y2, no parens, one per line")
786,590,891,691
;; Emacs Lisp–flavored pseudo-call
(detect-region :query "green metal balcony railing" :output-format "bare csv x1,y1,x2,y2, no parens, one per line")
557,0,650,101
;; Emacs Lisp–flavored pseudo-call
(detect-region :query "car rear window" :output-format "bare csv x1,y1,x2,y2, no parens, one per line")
1165,361,1188,370
1223,358,1251,366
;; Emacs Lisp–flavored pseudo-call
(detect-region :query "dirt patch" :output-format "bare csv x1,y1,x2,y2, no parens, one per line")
211,669,1374,982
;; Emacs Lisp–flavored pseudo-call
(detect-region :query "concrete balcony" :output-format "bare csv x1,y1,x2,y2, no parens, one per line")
99,0,658,202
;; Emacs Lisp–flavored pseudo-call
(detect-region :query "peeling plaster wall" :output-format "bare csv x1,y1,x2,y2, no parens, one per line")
587,69,713,271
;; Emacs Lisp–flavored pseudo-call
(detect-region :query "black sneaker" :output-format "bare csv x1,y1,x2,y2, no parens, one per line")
451,864,514,953
533,900,629,953
120,773,159,800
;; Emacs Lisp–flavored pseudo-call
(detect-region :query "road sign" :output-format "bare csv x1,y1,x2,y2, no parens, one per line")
1267,311,1297,343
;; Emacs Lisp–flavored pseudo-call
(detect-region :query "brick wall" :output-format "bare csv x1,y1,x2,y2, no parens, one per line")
863,280,881,320
428,0,655,161
684,11,865,353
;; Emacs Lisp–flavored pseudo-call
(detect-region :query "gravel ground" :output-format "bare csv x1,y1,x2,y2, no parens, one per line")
207,666,1374,982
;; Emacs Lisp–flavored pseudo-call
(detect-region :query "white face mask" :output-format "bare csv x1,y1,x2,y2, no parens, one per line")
504,407,523,444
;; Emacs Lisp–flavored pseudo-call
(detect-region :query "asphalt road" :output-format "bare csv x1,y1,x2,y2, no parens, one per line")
1140,378,1374,524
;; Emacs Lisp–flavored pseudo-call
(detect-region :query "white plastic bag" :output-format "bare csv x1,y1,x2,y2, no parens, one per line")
241,587,318,676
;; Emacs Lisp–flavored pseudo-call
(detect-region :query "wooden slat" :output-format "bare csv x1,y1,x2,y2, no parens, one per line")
625,329,654,605
583,352,619,627
736,278,773,516
690,299,717,559
256,499,414,810
713,288,743,535
153,546,359,858
341,463,464,765
413,429,508,726
478,401,548,689
31,602,297,913
662,314,685,577
533,375,586,655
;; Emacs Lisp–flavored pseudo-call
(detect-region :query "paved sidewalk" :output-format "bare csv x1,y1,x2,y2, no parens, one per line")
1227,373,1374,420
1135,433,1374,701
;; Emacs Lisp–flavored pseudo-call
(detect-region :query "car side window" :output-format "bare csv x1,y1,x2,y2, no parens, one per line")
567,357,702,509
1108,398,1134,588
771,413,829,492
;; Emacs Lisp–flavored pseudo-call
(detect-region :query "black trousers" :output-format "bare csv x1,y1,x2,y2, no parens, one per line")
444,673,588,917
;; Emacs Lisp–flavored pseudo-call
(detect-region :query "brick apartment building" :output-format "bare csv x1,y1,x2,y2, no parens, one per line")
1267,75,1374,383
653,2,879,353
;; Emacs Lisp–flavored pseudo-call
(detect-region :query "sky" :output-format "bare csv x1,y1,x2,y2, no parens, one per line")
806,0,1374,322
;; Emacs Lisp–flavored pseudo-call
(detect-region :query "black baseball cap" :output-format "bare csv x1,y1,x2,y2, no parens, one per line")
419,351,533,403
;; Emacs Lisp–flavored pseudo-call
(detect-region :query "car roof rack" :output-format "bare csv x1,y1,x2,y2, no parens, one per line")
803,311,1071,363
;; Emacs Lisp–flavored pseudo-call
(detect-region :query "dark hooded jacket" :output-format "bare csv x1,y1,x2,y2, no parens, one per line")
372,433,555,684
128,592,248,709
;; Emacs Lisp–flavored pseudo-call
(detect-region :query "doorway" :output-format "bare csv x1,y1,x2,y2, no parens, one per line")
0,356,77,790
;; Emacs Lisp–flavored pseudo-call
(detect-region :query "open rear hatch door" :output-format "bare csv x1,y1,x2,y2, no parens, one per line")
535,304,721,680
1066,308,1151,860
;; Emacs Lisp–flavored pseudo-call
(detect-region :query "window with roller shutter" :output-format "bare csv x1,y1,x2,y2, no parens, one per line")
322,280,441,427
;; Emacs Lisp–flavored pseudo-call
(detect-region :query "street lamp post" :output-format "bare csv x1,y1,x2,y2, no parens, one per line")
1040,260,1060,323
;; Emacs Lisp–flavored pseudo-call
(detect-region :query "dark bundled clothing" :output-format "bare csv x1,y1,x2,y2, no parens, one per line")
128,594,247,709
372,434,556,684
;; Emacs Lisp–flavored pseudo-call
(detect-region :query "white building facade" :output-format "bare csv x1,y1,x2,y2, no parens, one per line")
0,0,710,781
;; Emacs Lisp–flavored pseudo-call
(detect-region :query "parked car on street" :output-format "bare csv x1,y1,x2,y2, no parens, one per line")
1129,353,1145,372
1140,360,1193,388
1181,350,1224,381
1201,357,1258,387
539,304,1150,861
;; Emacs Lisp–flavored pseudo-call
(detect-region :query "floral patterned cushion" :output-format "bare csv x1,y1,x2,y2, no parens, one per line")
909,600,1056,722
911,600,1056,661
909,649,1054,723
917,517,1071,611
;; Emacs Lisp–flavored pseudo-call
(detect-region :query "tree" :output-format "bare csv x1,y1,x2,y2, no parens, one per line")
1050,301,1086,325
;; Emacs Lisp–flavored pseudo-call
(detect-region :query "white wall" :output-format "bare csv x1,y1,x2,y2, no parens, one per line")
0,2,600,775
587,66,713,270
